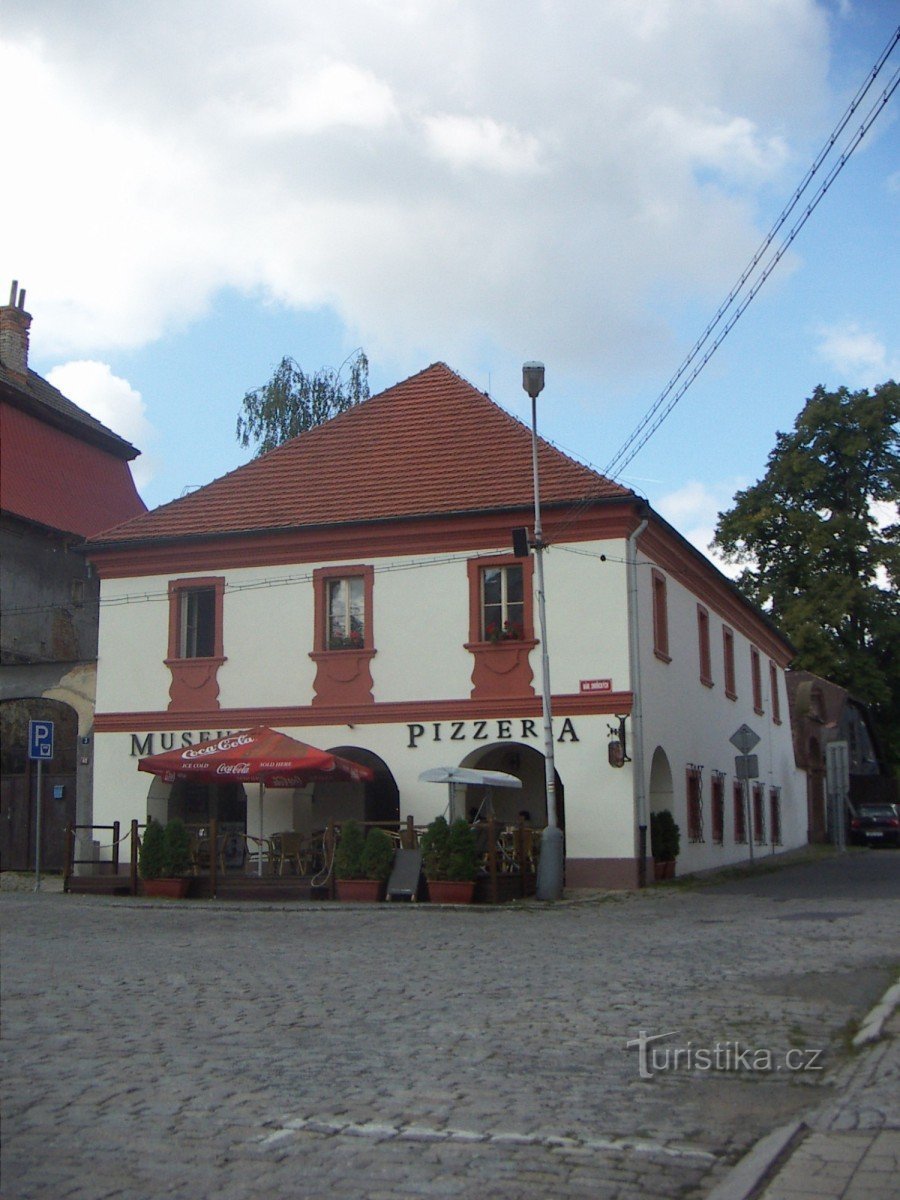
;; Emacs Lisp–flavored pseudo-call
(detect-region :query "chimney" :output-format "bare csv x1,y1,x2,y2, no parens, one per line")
0,281,33,381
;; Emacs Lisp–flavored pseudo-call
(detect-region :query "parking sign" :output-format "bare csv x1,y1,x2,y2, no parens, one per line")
28,720,54,760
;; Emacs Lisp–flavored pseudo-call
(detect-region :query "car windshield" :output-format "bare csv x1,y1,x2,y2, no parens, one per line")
858,806,895,817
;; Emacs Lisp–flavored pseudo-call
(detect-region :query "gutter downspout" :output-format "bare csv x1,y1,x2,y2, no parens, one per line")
627,514,649,887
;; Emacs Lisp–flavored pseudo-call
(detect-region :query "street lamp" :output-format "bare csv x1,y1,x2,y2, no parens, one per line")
522,361,564,900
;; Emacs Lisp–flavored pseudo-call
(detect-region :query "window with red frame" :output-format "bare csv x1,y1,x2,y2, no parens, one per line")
752,783,766,844
652,570,670,661
723,626,736,698
686,765,704,842
733,781,747,843
697,605,712,686
751,646,763,714
168,577,224,660
313,566,374,653
481,563,525,642
769,788,782,845
769,661,782,724
711,772,725,844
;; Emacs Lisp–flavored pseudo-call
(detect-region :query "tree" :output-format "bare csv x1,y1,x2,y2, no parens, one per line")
712,380,900,766
236,349,369,457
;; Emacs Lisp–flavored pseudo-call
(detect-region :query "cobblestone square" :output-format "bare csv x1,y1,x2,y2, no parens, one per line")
2,858,897,1199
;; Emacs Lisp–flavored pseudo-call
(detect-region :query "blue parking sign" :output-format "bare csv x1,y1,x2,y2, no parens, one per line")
28,720,54,760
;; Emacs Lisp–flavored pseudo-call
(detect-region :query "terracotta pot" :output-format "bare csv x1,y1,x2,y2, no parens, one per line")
427,880,476,904
335,879,384,902
652,860,669,882
141,878,191,899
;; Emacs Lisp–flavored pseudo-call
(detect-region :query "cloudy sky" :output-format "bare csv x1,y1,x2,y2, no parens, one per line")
2,1,897,564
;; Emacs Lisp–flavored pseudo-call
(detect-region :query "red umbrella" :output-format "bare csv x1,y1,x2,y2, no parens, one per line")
138,726,374,787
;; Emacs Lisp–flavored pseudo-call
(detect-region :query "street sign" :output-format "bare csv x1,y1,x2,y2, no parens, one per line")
28,720,54,761
735,754,759,780
729,724,760,755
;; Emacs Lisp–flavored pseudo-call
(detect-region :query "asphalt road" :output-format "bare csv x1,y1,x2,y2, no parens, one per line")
2,850,898,1200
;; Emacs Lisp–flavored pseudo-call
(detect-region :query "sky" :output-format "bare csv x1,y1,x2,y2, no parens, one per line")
2,1,898,569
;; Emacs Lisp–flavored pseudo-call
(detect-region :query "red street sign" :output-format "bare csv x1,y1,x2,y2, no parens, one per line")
580,679,612,694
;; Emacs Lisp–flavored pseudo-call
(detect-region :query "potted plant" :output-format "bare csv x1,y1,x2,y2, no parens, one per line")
650,810,680,881
422,816,478,903
334,821,393,901
139,817,192,898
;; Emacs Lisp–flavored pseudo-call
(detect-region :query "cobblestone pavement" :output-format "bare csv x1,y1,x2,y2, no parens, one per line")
1,865,898,1200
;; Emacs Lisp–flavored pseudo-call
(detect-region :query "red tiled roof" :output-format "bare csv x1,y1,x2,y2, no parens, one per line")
90,363,632,545
1,402,146,538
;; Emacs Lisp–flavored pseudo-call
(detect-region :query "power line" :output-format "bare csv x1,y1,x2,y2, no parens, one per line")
602,27,899,481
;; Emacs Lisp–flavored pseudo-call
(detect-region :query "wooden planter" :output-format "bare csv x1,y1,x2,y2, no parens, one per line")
427,880,476,904
141,878,191,899
652,860,676,882
335,879,385,902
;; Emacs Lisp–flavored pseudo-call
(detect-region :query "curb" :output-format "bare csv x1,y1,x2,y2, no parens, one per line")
703,1120,806,1200
851,978,900,1048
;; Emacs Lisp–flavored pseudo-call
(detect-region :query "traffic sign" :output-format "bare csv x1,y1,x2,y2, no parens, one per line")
28,720,54,760
735,754,759,780
729,724,760,755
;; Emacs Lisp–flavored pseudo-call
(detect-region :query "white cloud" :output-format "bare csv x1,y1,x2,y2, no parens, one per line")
46,361,156,491
815,322,899,387
422,115,542,174
0,0,832,372
656,480,744,578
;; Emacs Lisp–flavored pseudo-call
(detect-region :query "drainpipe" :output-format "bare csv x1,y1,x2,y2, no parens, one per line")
627,513,649,887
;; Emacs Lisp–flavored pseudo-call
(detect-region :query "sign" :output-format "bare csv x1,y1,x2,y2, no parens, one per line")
729,724,760,755
28,720,54,761
735,754,759,780
825,741,850,797
580,679,612,694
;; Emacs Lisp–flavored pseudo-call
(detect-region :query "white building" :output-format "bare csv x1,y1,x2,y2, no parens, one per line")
85,363,806,888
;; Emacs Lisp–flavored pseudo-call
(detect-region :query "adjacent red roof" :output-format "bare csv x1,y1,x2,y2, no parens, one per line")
91,363,631,546
1,401,146,538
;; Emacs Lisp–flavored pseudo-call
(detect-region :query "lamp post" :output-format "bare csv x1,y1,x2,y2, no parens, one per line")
522,362,564,900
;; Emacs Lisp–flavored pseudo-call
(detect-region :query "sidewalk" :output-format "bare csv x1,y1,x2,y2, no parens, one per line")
708,981,900,1200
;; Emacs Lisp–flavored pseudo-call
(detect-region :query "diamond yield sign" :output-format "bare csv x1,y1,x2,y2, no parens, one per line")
729,724,760,755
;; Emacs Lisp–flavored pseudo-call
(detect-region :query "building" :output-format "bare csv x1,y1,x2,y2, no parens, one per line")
787,669,897,842
84,362,806,887
1,284,146,869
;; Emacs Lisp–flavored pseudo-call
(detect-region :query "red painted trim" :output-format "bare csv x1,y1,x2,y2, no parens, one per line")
93,690,635,733
87,503,642,579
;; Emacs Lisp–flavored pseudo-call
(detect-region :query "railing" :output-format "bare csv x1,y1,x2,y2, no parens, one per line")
63,820,142,895
62,813,542,903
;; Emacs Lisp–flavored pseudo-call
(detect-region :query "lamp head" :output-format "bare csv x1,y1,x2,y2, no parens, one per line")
522,361,545,400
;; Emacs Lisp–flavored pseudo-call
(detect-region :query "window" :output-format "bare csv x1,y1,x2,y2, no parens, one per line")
751,646,763,714
697,605,712,686
769,661,782,724
769,787,782,845
723,626,736,699
167,578,225,661
733,781,747,843
313,566,374,653
752,783,766,844
652,570,670,661
711,772,725,844
481,563,525,641
686,765,704,842
327,576,365,650
165,577,226,712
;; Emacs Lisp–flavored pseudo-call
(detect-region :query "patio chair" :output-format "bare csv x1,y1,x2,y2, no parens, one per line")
242,833,277,874
272,831,311,876
189,829,229,874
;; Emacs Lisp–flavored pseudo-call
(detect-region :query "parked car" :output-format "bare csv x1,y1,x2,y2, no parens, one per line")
849,804,900,847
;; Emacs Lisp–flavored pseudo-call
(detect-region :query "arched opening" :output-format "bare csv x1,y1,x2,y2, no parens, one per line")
459,742,565,830
328,746,399,829
648,746,674,816
1,697,79,870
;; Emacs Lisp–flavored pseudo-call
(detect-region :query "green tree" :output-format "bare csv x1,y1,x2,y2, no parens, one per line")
236,349,369,456
712,380,899,765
